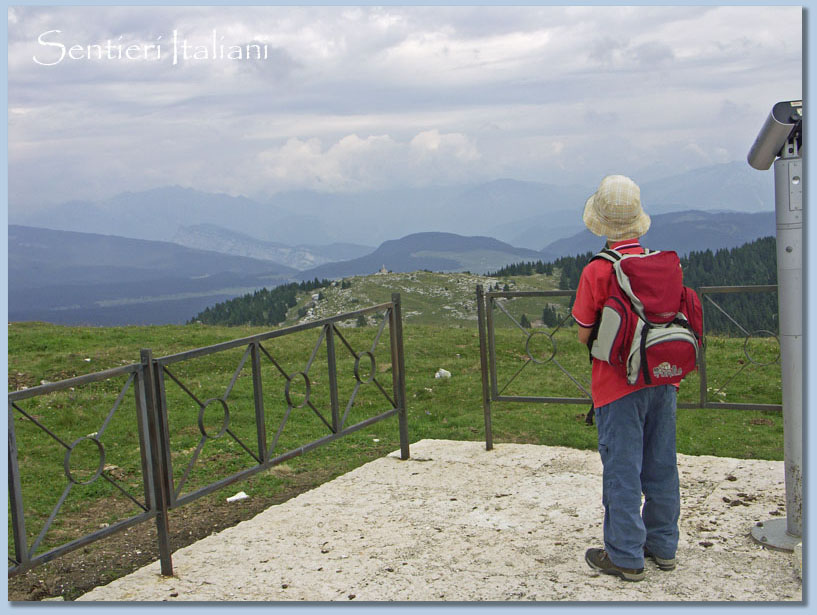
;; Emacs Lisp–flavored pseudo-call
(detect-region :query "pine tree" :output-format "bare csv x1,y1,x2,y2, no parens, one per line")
542,305,559,327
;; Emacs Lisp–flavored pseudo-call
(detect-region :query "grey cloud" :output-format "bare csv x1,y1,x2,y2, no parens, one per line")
415,6,564,38
718,99,753,122
6,5,802,210
629,41,674,68
9,5,171,45
584,110,620,126
587,38,674,70
239,44,302,81
588,37,627,64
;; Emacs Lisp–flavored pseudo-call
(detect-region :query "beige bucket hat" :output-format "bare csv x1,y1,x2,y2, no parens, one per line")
582,174,651,241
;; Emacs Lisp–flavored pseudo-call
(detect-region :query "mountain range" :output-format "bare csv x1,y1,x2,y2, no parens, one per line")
541,210,776,259
8,225,293,326
298,232,544,279
171,224,373,271
9,203,776,326
7,159,777,326
11,161,773,250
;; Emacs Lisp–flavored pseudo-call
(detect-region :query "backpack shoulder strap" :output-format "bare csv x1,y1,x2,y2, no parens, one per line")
590,248,621,264
617,246,656,260
585,248,620,361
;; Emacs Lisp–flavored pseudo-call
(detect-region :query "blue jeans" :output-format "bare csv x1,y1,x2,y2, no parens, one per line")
595,385,680,569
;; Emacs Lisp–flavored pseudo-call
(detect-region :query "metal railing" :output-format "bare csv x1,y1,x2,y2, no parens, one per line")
8,294,408,577
477,285,781,450
8,363,155,575
696,285,781,411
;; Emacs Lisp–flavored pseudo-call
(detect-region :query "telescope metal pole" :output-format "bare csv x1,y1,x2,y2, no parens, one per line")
750,135,802,552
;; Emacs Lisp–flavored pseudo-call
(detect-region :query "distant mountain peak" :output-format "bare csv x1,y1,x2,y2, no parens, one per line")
299,230,543,279
540,209,775,258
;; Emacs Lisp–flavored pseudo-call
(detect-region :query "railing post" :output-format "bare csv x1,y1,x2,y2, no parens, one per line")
8,401,28,569
698,288,709,408
140,349,173,576
485,292,498,400
134,360,156,532
250,342,268,462
325,324,341,433
476,285,494,451
390,293,410,460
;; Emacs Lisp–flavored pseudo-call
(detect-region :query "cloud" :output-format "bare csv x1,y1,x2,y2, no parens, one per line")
630,41,674,68
257,130,482,192
238,43,301,80
5,5,802,208
410,130,480,162
588,37,628,65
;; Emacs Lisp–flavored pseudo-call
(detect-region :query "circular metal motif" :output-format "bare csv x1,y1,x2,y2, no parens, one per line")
743,330,780,366
63,436,106,485
285,372,311,408
197,398,230,439
354,351,376,384
525,330,557,365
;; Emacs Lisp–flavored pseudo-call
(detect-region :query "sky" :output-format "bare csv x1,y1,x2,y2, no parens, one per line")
6,4,803,211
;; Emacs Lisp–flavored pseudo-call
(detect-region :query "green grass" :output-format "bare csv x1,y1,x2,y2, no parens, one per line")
8,292,783,566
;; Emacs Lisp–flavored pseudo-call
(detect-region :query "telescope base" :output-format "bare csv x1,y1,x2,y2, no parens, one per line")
750,518,801,552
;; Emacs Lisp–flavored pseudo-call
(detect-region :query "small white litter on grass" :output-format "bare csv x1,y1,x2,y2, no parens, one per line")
226,491,249,503
435,368,451,379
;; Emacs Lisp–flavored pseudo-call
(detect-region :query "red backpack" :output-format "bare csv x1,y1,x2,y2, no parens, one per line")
588,248,703,386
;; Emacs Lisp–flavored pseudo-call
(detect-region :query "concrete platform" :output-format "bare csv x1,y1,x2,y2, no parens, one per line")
78,439,802,602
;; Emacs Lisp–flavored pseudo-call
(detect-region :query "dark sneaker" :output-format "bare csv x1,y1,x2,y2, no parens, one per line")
585,548,645,582
644,548,676,571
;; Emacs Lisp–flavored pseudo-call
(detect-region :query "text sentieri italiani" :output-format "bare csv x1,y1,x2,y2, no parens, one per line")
33,29,271,66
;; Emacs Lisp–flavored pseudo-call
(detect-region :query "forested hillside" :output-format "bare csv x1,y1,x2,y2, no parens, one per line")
492,236,778,334
191,279,329,327
681,236,777,288
682,237,778,335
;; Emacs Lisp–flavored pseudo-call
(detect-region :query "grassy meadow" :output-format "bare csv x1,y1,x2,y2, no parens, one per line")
7,271,783,573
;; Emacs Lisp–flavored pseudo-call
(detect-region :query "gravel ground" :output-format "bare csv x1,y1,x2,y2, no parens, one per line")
78,439,802,603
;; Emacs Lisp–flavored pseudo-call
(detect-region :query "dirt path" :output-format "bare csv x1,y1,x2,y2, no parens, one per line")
77,439,801,602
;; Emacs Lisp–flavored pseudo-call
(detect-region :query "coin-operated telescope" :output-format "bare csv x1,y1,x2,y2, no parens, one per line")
748,101,802,170
747,100,802,553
